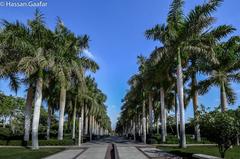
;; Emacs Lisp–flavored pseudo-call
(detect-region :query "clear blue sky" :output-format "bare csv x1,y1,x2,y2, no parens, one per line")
0,0,240,128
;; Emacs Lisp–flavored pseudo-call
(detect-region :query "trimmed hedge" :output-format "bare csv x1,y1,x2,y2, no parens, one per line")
0,139,75,146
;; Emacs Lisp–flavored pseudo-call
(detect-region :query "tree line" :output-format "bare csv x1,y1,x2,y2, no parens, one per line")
0,10,111,149
116,0,240,148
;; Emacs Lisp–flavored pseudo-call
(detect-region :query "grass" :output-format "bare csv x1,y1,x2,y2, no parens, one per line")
165,135,212,144
0,148,65,159
158,146,240,159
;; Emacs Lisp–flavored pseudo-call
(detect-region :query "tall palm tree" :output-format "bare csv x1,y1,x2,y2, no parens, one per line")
0,19,34,142
184,24,235,142
51,19,98,140
198,36,240,112
2,10,53,149
43,77,60,140
145,0,224,148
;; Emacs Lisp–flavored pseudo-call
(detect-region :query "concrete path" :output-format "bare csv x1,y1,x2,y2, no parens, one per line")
75,146,108,159
43,149,85,159
44,138,110,159
117,146,148,159
44,136,181,159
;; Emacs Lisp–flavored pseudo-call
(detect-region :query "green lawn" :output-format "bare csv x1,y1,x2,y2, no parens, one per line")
158,146,240,159
0,148,65,159
165,135,212,144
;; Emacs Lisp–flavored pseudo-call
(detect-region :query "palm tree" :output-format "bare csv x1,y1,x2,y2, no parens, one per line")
43,77,60,140
24,11,53,149
145,0,224,148
51,19,98,140
127,72,144,141
198,36,240,112
137,55,148,144
2,10,53,149
184,24,235,142
0,19,35,142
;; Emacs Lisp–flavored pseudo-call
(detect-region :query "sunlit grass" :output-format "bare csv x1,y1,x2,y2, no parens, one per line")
0,148,64,159
158,146,240,159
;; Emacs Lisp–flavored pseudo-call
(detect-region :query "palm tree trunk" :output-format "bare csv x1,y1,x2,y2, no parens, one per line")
47,104,52,140
85,104,88,135
3,117,6,128
177,49,186,148
32,77,43,149
148,93,153,133
142,100,146,144
165,110,167,137
89,115,93,141
157,117,160,134
138,114,141,135
24,85,34,141
78,117,82,146
146,116,149,134
220,81,227,112
81,105,84,136
93,116,95,135
67,114,71,132
160,87,166,143
192,73,201,142
58,86,66,140
133,120,136,142
236,134,239,146
175,92,180,139
72,100,76,139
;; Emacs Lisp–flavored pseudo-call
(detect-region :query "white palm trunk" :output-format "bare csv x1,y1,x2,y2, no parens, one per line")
24,85,34,141
85,106,88,135
89,115,93,141
175,93,180,139
58,86,66,140
81,105,84,136
138,114,141,135
148,93,153,133
177,50,186,148
220,81,227,112
97,124,100,136
72,101,76,139
165,110,167,137
47,104,52,140
93,116,95,135
157,118,160,134
32,77,43,149
133,121,136,142
142,100,146,144
192,74,201,142
78,117,82,146
160,87,166,143
96,120,98,135
96,121,98,135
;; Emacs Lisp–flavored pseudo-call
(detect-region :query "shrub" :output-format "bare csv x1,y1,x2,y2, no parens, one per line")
199,111,239,158
147,138,158,144
147,134,161,144
0,127,11,139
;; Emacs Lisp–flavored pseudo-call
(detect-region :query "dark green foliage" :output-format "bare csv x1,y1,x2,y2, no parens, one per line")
147,134,160,144
0,127,11,139
146,134,211,144
199,110,240,158
0,139,74,146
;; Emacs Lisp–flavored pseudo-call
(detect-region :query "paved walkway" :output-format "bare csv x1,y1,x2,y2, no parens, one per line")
44,136,181,159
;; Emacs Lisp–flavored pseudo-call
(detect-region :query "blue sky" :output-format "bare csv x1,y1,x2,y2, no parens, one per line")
0,0,240,128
